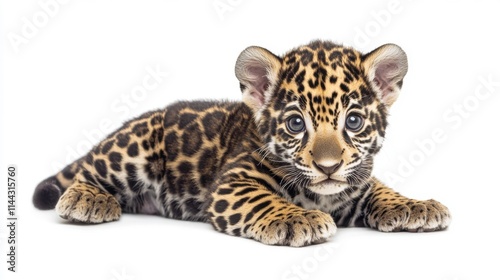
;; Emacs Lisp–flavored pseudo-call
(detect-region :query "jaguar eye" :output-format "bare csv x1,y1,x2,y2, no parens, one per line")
345,114,364,132
286,115,305,133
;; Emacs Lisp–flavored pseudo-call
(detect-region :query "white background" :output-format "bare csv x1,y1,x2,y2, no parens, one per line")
1,1,500,279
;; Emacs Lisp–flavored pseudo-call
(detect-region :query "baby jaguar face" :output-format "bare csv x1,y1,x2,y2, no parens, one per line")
235,40,408,195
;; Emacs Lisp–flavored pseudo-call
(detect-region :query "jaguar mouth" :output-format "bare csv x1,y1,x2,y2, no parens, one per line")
317,178,347,185
308,178,349,195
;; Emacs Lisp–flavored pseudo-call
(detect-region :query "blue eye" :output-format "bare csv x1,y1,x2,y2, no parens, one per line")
286,115,305,133
345,114,364,131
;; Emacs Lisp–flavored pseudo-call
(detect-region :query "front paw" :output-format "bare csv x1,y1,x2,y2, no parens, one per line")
371,199,451,232
258,210,337,247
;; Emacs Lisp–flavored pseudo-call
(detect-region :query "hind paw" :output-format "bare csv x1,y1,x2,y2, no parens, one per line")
56,183,121,223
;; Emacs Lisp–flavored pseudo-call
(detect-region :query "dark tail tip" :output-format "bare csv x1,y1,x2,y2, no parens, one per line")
33,177,62,210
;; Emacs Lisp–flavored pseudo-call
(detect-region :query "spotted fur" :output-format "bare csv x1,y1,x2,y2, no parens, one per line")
33,40,450,246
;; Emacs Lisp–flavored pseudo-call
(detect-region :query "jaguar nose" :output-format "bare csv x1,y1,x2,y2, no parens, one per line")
312,160,343,176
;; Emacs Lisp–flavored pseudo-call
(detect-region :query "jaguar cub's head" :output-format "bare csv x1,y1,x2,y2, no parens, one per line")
235,40,407,195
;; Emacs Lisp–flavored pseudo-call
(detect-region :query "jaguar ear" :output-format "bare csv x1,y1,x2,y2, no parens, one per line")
362,44,408,108
235,46,282,113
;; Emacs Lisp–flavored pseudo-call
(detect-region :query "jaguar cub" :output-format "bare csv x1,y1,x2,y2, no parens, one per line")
33,40,450,246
